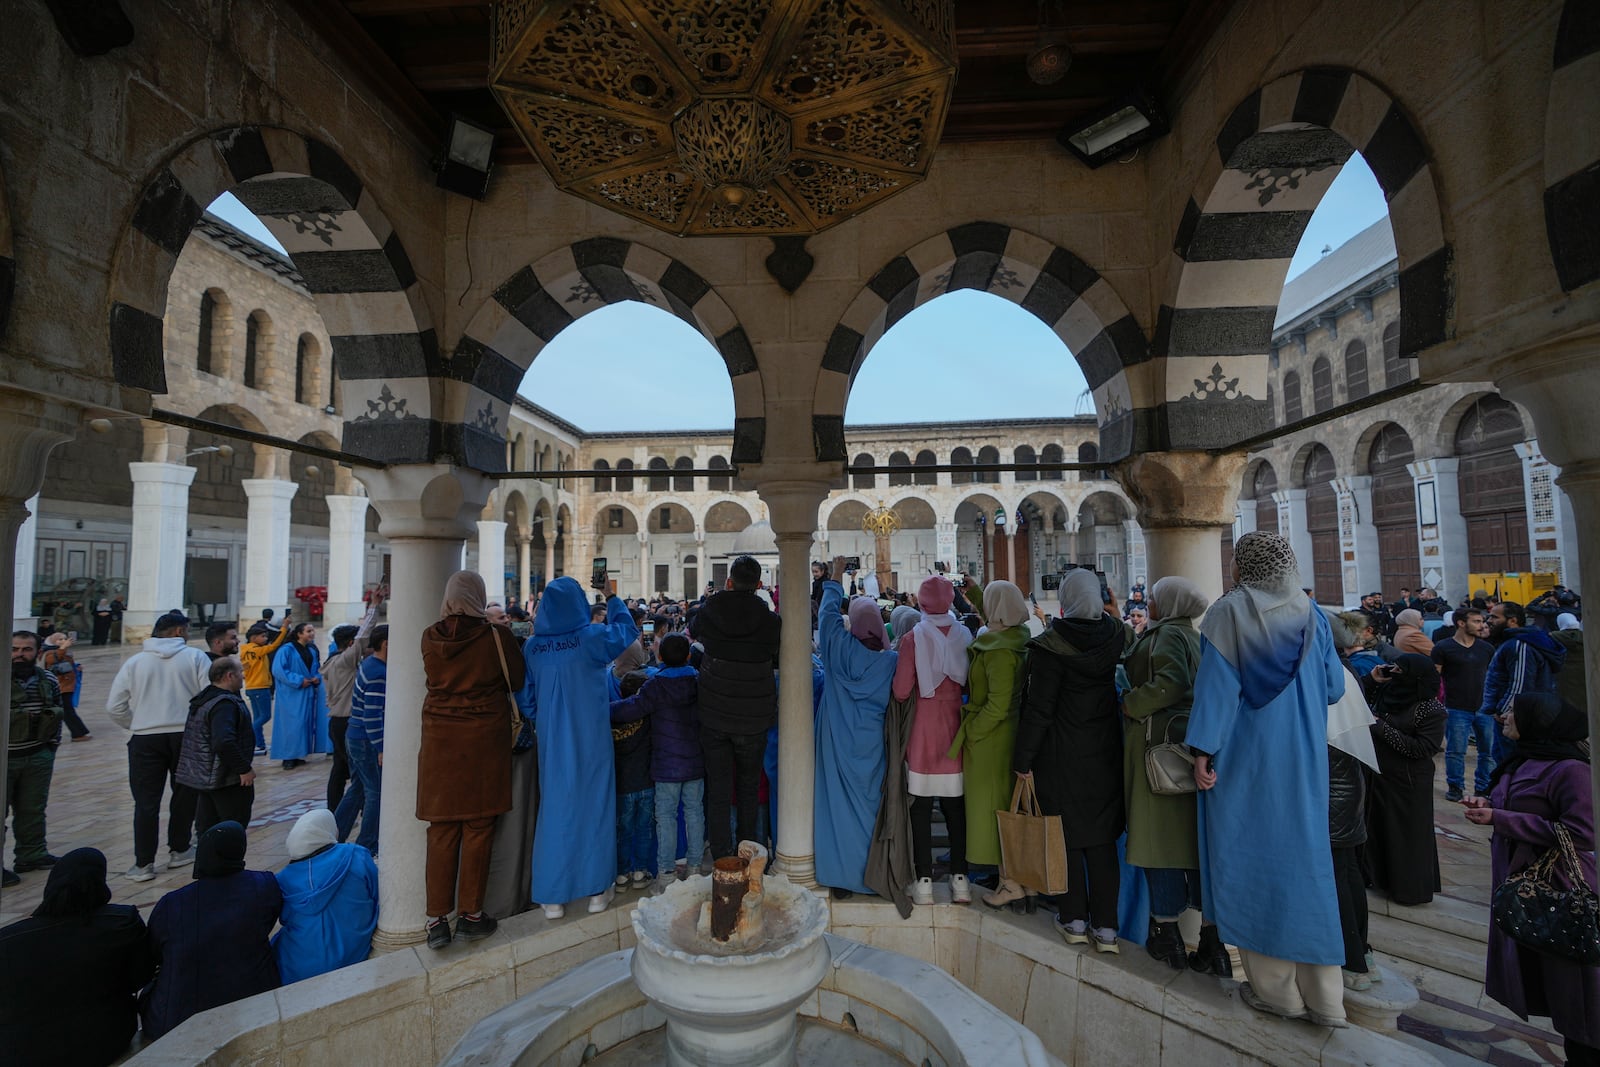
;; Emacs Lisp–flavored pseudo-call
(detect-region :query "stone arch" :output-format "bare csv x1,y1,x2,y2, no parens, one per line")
243,309,273,390
289,431,340,527
457,239,765,469
1433,390,1533,456
1078,489,1134,526
1019,488,1075,529
1546,2,1600,291
950,490,1008,528
815,222,1147,462
197,287,233,376
1288,440,1343,486
701,497,756,534
706,454,732,492
881,492,939,526
592,499,644,535
825,496,873,532
108,125,436,465
295,332,323,407
639,494,702,535
1351,418,1414,475
1162,69,1452,448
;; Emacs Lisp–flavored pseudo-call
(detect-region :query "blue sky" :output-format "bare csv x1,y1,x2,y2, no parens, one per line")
207,154,1388,431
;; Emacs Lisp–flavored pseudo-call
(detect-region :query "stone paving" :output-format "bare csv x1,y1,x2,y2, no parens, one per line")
0,641,1571,1063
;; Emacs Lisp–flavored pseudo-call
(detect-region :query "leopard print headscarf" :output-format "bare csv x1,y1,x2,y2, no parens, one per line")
1232,532,1298,590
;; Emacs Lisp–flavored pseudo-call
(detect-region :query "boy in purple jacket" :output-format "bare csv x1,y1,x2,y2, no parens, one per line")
610,634,702,893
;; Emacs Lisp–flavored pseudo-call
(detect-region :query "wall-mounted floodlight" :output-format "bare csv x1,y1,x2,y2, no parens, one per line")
436,115,496,201
1056,92,1168,168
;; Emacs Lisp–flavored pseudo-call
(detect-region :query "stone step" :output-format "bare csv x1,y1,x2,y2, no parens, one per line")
1368,912,1486,982
1342,964,1419,1032
1366,891,1489,945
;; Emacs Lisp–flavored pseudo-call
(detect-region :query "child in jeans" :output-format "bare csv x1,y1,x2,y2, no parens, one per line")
609,670,655,889
610,634,701,893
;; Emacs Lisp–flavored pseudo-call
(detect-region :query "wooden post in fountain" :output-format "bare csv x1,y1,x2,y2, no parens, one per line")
710,856,749,942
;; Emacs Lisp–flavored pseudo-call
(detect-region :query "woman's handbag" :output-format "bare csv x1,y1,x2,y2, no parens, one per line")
1490,821,1600,965
996,776,1068,895
489,627,534,754
1144,712,1196,796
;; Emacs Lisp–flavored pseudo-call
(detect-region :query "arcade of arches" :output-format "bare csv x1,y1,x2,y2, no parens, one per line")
1,0,1599,1001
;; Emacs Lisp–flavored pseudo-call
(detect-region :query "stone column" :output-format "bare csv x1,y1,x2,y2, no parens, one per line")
982,523,995,583
544,534,557,595
755,474,831,888
1407,458,1469,603
477,519,508,603
518,534,533,604
240,479,298,624
1271,489,1314,582
1115,452,1248,604
1122,519,1147,590
1233,503,1256,539
13,493,39,630
637,531,651,599
324,494,369,625
1516,440,1568,581
1003,527,1017,585
355,464,494,946
1333,476,1381,605
127,459,198,640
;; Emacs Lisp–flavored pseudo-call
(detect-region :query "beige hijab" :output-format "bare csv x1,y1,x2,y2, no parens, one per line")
1148,576,1210,622
440,570,488,620
982,580,1030,630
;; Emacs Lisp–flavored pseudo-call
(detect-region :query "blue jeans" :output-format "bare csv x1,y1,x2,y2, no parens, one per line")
656,778,705,875
1144,867,1202,921
1445,708,1497,794
246,689,272,751
617,788,655,878
335,735,382,854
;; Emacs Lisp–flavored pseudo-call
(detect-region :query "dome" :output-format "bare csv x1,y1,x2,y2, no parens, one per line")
730,520,778,556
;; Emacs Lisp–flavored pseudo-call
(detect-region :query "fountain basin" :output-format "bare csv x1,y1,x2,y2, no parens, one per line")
629,872,830,1067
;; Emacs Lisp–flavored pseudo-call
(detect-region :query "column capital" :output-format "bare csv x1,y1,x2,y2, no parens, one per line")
0,391,82,501
240,477,299,501
753,476,832,537
1113,451,1248,530
355,464,494,542
127,460,198,489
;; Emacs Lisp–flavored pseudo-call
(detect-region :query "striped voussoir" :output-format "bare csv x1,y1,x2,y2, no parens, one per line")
456,238,766,473
815,221,1149,465
1160,69,1452,450
1546,3,1600,291
0,161,12,340
109,126,439,465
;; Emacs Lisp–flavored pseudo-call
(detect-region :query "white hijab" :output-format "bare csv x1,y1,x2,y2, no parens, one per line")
286,808,339,862
1058,569,1104,620
912,611,970,698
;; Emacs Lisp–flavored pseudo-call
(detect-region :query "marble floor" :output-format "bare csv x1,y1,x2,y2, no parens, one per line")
0,640,1575,1064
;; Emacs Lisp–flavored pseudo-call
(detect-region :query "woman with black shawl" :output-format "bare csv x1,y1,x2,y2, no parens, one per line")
1363,653,1445,905
0,849,154,1065
140,822,282,1041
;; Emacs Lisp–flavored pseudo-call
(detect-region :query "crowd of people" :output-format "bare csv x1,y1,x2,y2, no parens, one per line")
1,536,1595,1063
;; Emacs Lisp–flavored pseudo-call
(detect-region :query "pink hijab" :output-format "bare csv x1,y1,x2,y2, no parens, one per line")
848,597,888,651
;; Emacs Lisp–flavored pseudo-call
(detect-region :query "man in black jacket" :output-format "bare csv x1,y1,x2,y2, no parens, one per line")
175,656,257,833
694,555,782,860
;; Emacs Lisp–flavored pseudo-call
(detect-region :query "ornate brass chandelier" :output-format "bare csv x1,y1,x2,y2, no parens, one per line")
491,1,958,236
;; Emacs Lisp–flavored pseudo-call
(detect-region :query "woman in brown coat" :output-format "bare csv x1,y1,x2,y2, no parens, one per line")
418,571,525,949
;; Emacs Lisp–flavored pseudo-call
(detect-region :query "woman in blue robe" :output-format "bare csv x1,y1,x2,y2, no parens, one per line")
272,809,378,984
1187,532,1348,1027
522,578,638,919
270,623,330,766
814,559,898,896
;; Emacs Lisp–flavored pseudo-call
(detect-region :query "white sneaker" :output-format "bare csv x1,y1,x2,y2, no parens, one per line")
125,864,156,882
911,877,934,906
615,873,629,888
588,886,615,913
167,847,196,869
631,870,650,889
950,874,971,904
542,903,565,919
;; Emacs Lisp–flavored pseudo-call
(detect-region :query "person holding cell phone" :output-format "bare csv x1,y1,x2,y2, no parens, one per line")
1362,654,1445,906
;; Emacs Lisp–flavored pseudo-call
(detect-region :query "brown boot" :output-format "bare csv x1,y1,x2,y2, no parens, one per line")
981,878,1027,910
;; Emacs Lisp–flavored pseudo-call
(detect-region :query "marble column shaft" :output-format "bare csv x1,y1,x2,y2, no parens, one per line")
13,493,38,629
240,478,298,623
477,519,508,603
324,494,369,625
127,462,198,637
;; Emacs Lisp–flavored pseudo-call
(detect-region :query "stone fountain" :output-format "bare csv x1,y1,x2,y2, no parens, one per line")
630,841,830,1067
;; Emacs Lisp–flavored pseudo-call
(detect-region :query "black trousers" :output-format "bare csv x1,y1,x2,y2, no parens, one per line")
1059,842,1120,930
196,784,255,834
702,726,766,860
910,795,968,879
327,717,351,810
1567,1038,1600,1067
127,733,196,867
1332,845,1369,972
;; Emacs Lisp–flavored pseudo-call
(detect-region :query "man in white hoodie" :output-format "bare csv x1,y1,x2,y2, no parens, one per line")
106,611,212,881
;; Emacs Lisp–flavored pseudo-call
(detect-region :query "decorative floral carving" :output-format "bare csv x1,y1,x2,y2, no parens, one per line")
590,167,694,226
704,190,796,231
493,0,537,67
635,0,772,86
992,265,1024,291
473,400,500,436
770,0,930,106
511,3,680,115
1243,161,1336,207
355,385,416,423
786,159,899,220
268,211,342,247
522,100,669,182
800,85,939,169
1191,363,1243,401
566,281,600,306
673,99,791,192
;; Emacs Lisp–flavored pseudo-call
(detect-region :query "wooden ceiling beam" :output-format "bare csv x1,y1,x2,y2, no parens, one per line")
285,0,443,147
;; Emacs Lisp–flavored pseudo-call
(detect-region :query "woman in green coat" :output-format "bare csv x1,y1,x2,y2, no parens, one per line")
1122,576,1226,972
950,580,1032,909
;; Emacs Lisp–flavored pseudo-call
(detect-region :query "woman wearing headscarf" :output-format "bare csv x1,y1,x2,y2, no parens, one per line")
1467,693,1598,1065
92,598,115,646
272,808,379,985
889,604,920,651
522,575,637,920
1362,652,1445,905
139,822,281,1041
1324,611,1379,990
418,571,526,947
1187,532,1349,1026
1393,609,1432,657
951,580,1029,910
270,622,329,770
1016,568,1132,952
1120,576,1223,971
0,848,154,1066
892,574,972,905
814,556,899,898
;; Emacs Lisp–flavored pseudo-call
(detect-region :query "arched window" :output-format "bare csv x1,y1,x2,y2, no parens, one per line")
913,449,937,486
594,458,611,492
1282,370,1303,422
648,457,670,491
851,453,876,490
888,451,912,487
198,291,217,373
1077,441,1101,481
294,335,314,405
1251,462,1279,535
708,455,731,491
1382,321,1408,387
244,311,269,389
1013,445,1037,482
1311,357,1333,414
949,446,974,485
615,458,634,492
1040,443,1064,481
673,456,694,492
977,445,1000,484
1344,340,1368,401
